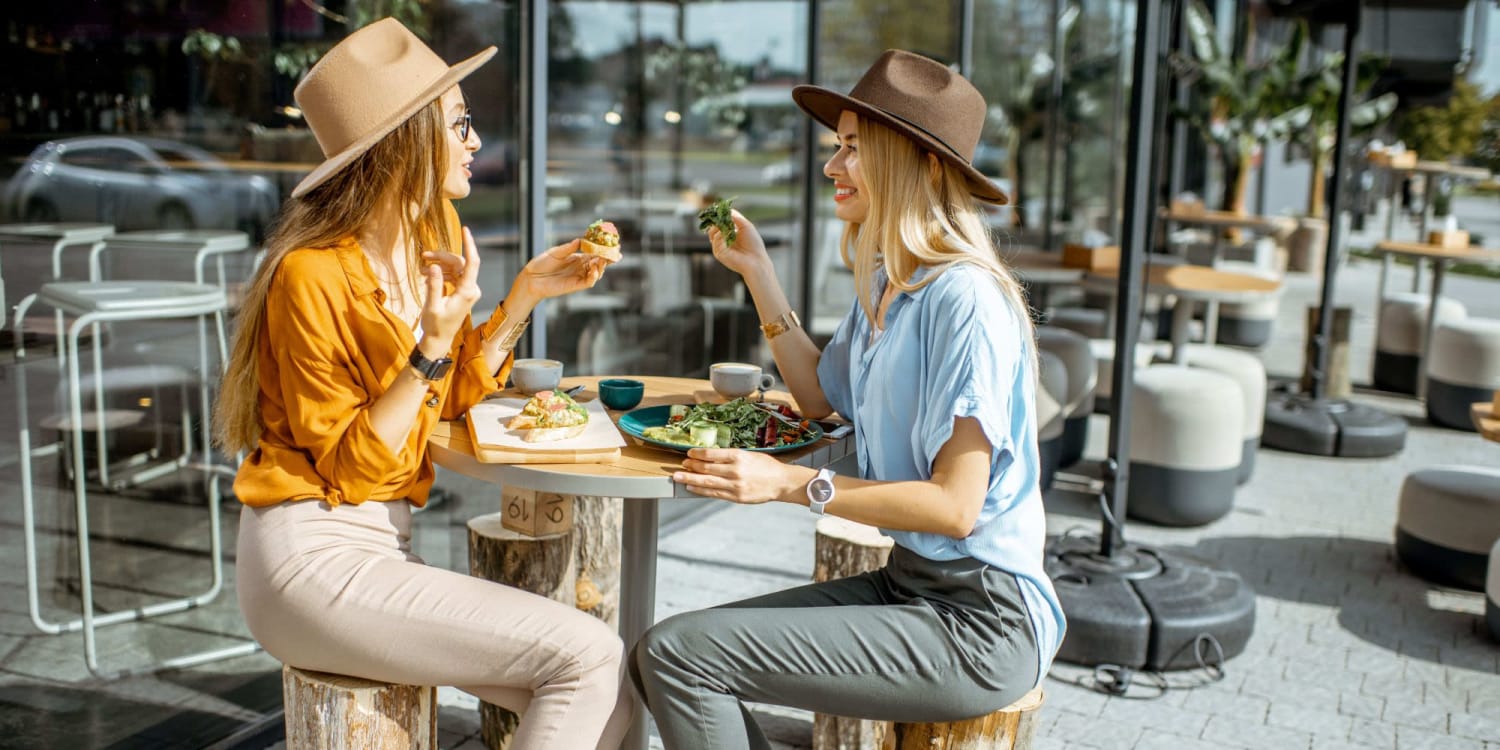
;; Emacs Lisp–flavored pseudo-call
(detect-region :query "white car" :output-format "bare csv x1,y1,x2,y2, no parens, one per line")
2,136,279,239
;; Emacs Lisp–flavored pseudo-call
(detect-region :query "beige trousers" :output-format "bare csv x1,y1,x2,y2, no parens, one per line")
237,499,635,750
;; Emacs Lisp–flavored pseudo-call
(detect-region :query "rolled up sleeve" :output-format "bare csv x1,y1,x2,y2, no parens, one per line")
268,269,403,505
442,312,508,420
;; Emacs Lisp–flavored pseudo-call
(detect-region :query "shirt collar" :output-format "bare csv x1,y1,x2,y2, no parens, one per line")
333,237,380,297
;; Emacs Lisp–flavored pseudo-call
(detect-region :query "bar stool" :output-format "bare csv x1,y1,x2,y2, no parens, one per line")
14,279,258,677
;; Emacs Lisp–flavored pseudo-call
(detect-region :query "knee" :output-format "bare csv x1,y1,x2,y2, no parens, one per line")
632,612,700,681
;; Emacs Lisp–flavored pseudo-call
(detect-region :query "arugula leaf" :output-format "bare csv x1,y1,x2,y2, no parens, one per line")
696,197,738,244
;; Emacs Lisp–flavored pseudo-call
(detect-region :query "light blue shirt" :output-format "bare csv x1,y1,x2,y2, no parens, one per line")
816,263,1065,685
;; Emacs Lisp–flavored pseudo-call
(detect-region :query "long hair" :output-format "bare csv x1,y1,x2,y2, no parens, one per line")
839,115,1037,371
214,100,452,453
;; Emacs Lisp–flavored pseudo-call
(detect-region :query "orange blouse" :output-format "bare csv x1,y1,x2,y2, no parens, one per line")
232,204,512,508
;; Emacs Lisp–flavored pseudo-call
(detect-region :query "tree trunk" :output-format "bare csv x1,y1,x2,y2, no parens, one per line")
467,515,577,749
1307,150,1328,220
282,666,437,750
891,688,1045,750
570,495,622,627
812,517,894,750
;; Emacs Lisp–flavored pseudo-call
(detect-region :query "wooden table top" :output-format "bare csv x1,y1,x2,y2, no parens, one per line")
1087,264,1281,300
1372,241,1500,265
1005,249,1086,283
429,375,854,497
1372,159,1492,180
1159,209,1296,235
1475,393,1500,443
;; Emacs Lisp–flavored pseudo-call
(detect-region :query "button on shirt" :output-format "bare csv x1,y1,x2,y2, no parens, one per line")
815,263,1065,684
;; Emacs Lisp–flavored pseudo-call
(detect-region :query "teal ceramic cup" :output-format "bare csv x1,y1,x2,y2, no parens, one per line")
598,378,645,410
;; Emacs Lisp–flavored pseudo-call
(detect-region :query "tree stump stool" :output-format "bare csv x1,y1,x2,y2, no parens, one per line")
813,516,894,750
889,688,1045,750
467,513,577,749
281,665,437,749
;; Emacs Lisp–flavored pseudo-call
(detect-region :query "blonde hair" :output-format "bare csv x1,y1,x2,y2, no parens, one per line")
214,100,452,453
840,115,1036,368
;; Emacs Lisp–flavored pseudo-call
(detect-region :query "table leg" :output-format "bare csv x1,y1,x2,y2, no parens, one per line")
1169,298,1193,365
1383,173,1396,241
620,497,660,750
1417,261,1446,400
1203,299,1221,346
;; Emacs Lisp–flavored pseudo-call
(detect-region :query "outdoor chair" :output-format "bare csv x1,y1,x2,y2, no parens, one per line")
1213,261,1282,349
1036,326,1096,468
1087,338,1169,415
1395,466,1500,591
1487,538,1500,641
1424,318,1500,431
13,279,256,676
1037,349,1068,492
1180,343,1267,484
1374,292,1466,395
1126,365,1244,526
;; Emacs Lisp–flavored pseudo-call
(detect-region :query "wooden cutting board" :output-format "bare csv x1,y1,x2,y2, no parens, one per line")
466,397,625,464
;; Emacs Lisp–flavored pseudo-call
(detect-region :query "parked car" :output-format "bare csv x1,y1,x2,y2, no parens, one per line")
2,136,279,240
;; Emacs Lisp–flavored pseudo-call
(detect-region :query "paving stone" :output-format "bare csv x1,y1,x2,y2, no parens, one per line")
1047,708,1144,749
1339,691,1386,720
1422,679,1471,711
1450,711,1500,744
1382,696,1451,732
1179,689,1269,721
1098,699,1209,738
1267,703,1354,740
1200,714,1313,750
1132,729,1223,750
1349,719,1398,749
1395,726,1487,750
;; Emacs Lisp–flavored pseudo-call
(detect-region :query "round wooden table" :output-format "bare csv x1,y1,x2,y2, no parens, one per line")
1083,264,1281,363
1472,392,1500,443
429,375,855,750
1372,241,1500,398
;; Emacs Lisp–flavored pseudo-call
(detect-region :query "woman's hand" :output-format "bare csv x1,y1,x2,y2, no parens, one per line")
672,448,806,504
513,239,609,304
419,227,482,350
420,249,466,281
707,210,771,279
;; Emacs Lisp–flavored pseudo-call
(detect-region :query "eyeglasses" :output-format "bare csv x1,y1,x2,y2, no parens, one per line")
451,109,472,141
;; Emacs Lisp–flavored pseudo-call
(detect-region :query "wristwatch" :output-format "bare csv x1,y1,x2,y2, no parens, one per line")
806,467,836,515
408,345,454,381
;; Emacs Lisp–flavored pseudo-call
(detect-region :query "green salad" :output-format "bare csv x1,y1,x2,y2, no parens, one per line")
642,398,816,449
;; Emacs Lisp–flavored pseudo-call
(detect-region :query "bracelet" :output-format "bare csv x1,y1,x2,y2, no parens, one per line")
488,300,532,352
760,309,802,340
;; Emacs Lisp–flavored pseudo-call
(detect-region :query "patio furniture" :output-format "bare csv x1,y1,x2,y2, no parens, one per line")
1213,261,1282,349
1181,344,1267,485
1374,292,1466,395
428,375,856,750
890,688,1044,750
1037,349,1068,492
1046,306,1108,339
1158,207,1296,271
1488,538,1500,641
281,665,437,749
1087,338,1167,415
1127,365,1244,526
1395,465,1500,591
1474,391,1500,441
13,279,257,677
1084,264,1282,364
1036,326,1096,468
1424,318,1500,431
1371,241,1500,398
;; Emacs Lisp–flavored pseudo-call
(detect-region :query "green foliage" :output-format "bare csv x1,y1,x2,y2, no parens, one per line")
697,197,738,244
1474,93,1500,173
1398,79,1487,161
647,47,748,129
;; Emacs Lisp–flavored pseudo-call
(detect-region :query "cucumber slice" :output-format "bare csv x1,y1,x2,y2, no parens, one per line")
690,425,718,447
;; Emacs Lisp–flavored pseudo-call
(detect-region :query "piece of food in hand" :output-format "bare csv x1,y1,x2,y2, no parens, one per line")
579,219,622,262
506,388,590,442
697,197,737,244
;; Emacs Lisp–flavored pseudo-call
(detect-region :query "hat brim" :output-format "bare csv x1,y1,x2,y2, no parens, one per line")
292,45,498,199
791,84,1008,205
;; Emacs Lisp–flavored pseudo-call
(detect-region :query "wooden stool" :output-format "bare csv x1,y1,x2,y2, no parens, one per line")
282,665,437,749
813,516,894,750
890,687,1045,750
468,513,577,747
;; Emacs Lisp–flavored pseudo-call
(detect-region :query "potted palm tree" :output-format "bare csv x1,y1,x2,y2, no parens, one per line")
1271,32,1397,273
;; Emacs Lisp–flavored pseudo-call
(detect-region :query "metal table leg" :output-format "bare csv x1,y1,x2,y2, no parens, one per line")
1417,261,1447,401
621,497,660,750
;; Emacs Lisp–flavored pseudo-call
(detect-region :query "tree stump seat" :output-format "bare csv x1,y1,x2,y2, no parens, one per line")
281,665,437,749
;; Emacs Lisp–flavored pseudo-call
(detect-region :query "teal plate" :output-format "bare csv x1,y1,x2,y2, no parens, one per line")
617,404,825,454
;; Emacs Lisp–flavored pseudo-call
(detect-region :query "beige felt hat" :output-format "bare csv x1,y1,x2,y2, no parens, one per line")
291,18,496,198
791,49,1007,204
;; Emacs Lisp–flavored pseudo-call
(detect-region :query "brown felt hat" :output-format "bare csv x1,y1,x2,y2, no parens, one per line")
291,18,496,198
792,49,1007,205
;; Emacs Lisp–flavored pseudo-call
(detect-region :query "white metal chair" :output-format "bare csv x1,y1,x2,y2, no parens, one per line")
14,279,258,677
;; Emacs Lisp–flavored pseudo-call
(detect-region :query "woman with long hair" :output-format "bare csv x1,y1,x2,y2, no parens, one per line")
629,50,1064,749
218,20,633,748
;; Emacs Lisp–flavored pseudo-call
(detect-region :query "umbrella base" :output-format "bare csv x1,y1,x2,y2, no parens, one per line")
1045,536,1256,671
1262,391,1407,457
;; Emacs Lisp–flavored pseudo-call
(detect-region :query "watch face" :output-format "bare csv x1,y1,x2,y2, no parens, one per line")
810,480,834,503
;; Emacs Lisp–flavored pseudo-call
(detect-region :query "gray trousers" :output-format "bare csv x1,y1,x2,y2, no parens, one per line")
629,545,1040,750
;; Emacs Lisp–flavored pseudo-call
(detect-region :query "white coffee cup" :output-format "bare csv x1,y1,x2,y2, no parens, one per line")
710,362,775,399
511,358,563,394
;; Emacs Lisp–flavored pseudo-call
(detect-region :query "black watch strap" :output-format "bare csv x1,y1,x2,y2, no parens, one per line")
408,345,454,381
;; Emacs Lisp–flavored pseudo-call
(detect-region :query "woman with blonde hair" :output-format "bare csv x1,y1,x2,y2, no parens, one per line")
630,50,1064,749
218,19,633,749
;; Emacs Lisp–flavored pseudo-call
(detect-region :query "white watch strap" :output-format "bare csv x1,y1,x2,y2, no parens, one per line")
806,467,836,514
